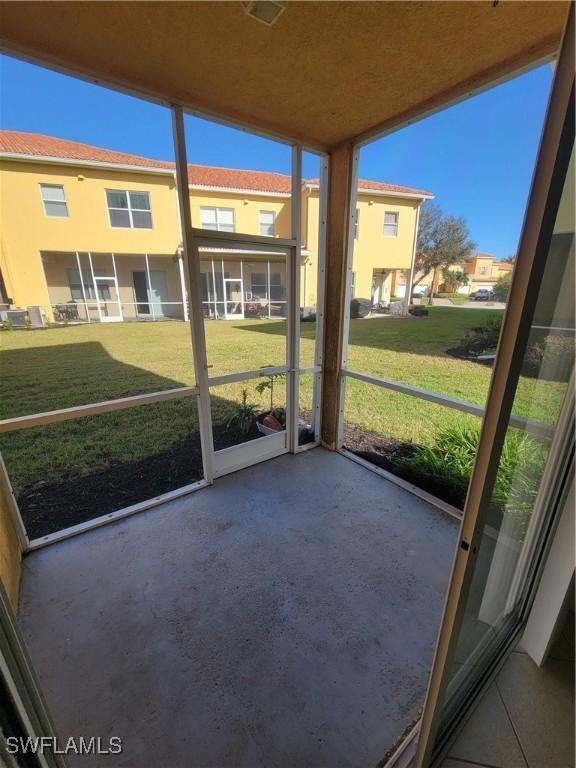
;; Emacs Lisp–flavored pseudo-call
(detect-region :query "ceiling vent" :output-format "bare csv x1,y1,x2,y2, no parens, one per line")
242,1,286,27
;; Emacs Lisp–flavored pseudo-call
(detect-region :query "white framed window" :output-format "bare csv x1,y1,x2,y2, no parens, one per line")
106,190,152,229
383,211,399,237
354,208,360,239
351,271,356,298
200,207,235,233
479,266,488,275
259,210,276,236
40,184,69,217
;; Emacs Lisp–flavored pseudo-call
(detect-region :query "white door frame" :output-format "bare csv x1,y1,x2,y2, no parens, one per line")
414,14,575,766
88,252,123,323
223,275,244,319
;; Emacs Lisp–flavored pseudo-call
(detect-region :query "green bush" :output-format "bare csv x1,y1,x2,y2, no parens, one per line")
453,317,502,357
396,423,548,533
493,272,512,302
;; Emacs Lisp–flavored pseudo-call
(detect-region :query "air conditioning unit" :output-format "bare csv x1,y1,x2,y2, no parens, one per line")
27,306,47,328
0,309,28,327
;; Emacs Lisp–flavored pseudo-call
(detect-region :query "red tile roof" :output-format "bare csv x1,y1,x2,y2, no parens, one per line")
0,130,432,197
305,177,433,198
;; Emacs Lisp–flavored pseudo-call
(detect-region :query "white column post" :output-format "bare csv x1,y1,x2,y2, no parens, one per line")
288,145,302,453
75,251,90,323
177,251,189,321
240,258,245,318
145,253,156,321
211,258,217,319
404,202,421,315
312,154,329,443
172,106,215,482
111,253,123,321
87,252,102,322
267,259,271,319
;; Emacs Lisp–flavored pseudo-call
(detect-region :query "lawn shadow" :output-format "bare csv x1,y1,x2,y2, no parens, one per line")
0,340,280,538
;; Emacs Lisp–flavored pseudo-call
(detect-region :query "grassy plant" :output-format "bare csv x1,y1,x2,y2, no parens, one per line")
395,423,548,533
226,389,259,435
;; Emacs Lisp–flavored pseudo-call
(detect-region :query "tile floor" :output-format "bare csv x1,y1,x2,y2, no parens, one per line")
442,611,575,768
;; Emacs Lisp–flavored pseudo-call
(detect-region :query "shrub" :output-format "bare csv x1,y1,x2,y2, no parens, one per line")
493,272,512,302
453,317,502,357
395,423,548,534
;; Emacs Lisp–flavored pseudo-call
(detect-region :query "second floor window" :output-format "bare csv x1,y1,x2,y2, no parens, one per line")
40,184,69,217
259,210,275,236
383,211,399,237
478,266,488,275
200,207,235,232
106,190,152,229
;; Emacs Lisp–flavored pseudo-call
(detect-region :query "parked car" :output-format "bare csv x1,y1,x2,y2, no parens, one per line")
474,288,494,301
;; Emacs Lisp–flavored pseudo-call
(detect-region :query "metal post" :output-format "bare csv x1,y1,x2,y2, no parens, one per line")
145,253,156,321
312,154,329,443
288,145,302,453
75,251,90,323
87,252,102,322
177,251,189,321
171,106,215,482
267,259,271,319
110,253,123,321
404,202,421,315
240,258,245,318
211,258,217,319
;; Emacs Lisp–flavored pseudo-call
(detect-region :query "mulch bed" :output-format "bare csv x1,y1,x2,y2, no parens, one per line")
445,347,495,366
343,424,465,510
18,422,262,540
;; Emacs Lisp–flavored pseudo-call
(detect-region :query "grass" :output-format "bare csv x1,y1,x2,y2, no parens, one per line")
0,308,566,497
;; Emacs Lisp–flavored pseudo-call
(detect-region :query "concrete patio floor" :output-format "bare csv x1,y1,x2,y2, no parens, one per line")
18,448,458,768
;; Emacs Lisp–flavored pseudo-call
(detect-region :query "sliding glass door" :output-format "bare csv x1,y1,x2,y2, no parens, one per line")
416,18,574,766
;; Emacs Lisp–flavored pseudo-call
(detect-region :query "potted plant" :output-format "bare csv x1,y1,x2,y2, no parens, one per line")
255,366,286,435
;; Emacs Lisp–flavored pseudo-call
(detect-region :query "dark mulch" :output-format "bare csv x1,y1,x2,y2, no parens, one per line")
445,347,495,366
343,424,465,510
18,422,262,540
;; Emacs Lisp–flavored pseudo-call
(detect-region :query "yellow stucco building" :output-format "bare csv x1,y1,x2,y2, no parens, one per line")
0,131,432,323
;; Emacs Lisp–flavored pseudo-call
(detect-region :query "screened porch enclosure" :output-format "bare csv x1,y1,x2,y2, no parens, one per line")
199,251,288,320
41,250,188,323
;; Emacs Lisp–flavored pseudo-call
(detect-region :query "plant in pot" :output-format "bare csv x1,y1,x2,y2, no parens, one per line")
255,366,286,435
226,389,259,436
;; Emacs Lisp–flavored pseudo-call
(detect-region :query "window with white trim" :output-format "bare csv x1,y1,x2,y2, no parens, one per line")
354,208,360,239
259,210,275,236
200,207,235,232
40,184,69,217
383,211,399,237
106,190,152,229
478,266,488,275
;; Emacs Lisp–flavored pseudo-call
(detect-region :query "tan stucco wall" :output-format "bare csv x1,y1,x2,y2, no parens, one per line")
0,158,423,315
351,193,420,300
0,471,22,611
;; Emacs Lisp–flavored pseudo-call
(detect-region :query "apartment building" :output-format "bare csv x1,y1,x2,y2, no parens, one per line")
0,131,432,323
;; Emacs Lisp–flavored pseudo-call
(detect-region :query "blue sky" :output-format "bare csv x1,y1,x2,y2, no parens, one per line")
1,54,553,258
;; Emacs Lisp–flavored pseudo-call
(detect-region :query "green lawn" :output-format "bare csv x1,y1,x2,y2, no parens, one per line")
0,308,566,499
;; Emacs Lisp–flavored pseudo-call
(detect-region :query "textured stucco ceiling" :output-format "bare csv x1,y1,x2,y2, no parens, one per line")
0,1,569,150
